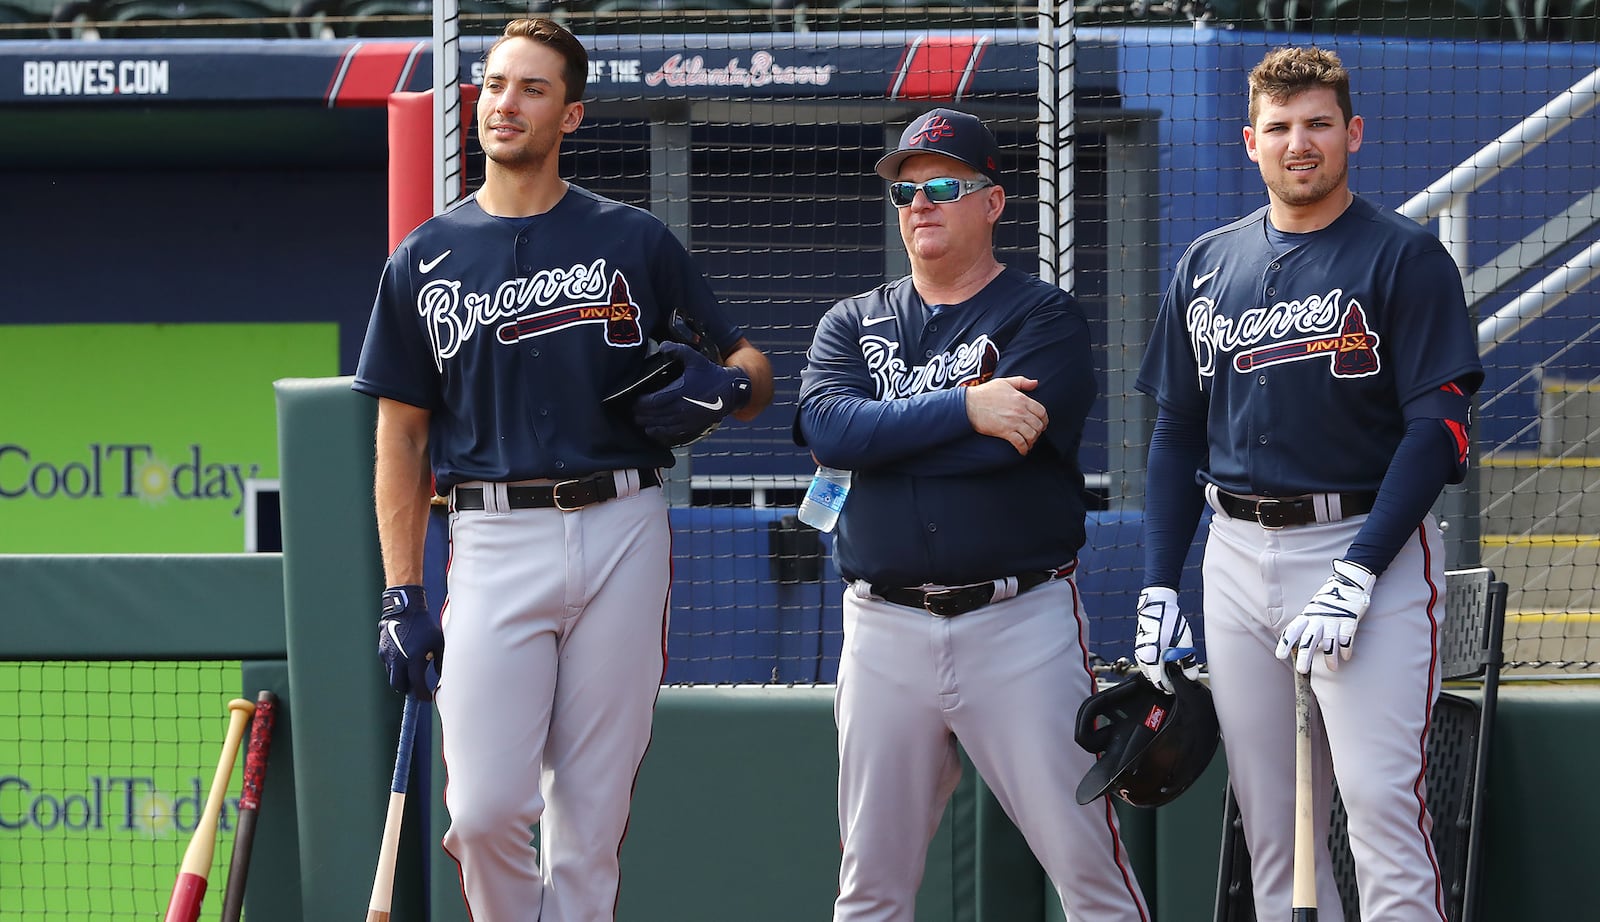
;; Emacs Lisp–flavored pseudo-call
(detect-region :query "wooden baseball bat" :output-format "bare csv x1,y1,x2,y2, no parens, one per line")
164,697,256,922
367,693,423,922
219,690,280,922
1292,668,1318,921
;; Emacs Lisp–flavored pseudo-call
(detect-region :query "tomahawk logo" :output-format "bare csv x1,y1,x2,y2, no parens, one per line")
909,115,955,147
1231,301,1381,378
1187,286,1381,381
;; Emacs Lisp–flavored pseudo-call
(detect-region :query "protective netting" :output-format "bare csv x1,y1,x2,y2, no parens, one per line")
0,661,244,921
10,2,1600,678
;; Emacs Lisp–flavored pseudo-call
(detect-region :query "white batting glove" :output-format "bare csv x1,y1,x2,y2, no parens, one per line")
1276,559,1377,675
1134,586,1198,693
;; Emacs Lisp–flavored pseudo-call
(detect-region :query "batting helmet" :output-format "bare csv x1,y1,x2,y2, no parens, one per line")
1073,664,1221,808
602,309,726,446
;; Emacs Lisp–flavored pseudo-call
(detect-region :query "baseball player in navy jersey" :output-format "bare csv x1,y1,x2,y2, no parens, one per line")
1135,47,1483,921
352,18,772,922
796,108,1149,922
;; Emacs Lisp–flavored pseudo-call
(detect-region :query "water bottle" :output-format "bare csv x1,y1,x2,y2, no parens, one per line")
797,465,851,532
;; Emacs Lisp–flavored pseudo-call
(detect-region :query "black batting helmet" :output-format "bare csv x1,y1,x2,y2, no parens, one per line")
602,309,726,447
1073,664,1221,808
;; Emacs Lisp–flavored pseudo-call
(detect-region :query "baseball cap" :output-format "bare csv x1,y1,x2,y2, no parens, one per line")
875,108,1003,185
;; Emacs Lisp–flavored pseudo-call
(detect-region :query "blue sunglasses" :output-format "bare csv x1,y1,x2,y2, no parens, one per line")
888,176,995,208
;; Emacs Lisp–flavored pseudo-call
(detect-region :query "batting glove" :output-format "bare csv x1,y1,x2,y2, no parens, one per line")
378,585,444,700
631,341,752,446
1276,559,1376,675
1133,586,1199,693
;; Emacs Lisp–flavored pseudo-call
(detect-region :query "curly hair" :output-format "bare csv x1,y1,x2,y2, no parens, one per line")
1247,46,1353,126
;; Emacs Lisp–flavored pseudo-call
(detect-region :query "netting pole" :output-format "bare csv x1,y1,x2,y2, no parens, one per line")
434,0,464,217
1037,0,1073,289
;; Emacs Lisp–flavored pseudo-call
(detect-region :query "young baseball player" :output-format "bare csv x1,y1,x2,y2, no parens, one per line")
352,18,773,922
1134,47,1483,920
796,108,1150,922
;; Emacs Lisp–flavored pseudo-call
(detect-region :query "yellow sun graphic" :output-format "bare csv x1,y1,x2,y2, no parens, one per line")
133,456,172,506
135,790,176,837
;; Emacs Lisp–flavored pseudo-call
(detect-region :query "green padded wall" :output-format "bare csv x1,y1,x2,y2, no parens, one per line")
274,375,426,922
3,553,285,658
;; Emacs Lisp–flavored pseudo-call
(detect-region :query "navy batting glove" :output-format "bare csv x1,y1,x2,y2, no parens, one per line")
632,341,752,446
378,585,444,700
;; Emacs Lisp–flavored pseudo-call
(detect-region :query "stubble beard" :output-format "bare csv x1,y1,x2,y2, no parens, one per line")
1267,159,1347,208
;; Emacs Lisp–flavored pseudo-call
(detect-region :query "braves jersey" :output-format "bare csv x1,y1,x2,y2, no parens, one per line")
354,185,744,492
1136,195,1483,496
796,268,1095,586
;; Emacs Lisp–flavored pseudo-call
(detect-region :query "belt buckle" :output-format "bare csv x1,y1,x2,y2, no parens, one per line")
1254,499,1290,529
923,584,987,617
922,588,961,617
552,478,586,511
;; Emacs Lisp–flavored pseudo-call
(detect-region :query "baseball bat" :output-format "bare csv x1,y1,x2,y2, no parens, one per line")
367,693,423,922
219,690,280,922
163,697,256,922
1291,668,1318,921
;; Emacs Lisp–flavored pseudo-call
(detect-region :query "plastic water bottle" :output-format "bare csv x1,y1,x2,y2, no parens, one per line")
797,465,851,532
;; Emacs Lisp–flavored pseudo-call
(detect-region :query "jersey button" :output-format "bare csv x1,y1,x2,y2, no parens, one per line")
926,523,938,532
1258,435,1268,444
1270,262,1281,270
539,409,549,417
1258,375,1267,385
1266,287,1276,296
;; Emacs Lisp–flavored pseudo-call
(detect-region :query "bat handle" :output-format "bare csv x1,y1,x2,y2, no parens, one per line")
367,694,424,922
1291,668,1318,919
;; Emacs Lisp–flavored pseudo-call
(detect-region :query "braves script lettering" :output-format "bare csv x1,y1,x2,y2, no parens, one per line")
644,52,835,88
862,334,998,399
1186,287,1352,378
418,259,612,365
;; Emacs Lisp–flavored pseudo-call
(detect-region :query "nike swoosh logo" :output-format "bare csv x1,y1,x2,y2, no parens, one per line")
384,621,408,657
1192,266,1220,289
683,396,723,410
419,250,452,274
862,315,895,327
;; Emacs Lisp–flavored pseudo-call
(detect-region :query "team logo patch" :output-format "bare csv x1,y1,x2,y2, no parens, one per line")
1231,301,1381,378
494,271,643,347
1144,704,1167,731
861,333,999,399
909,114,955,147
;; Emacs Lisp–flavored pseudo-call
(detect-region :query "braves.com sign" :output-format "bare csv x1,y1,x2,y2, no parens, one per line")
21,58,170,96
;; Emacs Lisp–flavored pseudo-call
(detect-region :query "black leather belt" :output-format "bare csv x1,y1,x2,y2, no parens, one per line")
1215,490,1376,529
452,469,659,512
873,563,1075,618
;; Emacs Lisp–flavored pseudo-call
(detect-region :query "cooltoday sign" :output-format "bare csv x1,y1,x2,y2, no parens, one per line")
0,323,336,552
1,662,244,918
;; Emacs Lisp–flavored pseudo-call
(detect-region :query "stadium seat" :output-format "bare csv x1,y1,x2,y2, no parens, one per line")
1074,0,1223,26
91,0,294,38
586,0,777,34
1321,0,1487,38
832,0,1029,30
1557,0,1600,40
0,1,53,39
1212,568,1507,922
331,0,512,38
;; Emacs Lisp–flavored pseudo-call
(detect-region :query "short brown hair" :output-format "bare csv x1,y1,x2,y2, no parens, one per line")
486,18,588,104
1247,46,1353,126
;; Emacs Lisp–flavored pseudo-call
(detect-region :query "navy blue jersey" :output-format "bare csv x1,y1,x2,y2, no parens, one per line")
797,268,1095,586
354,185,744,492
1136,196,1483,496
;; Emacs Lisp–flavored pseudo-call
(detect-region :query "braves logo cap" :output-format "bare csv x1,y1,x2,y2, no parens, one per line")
875,107,1003,185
